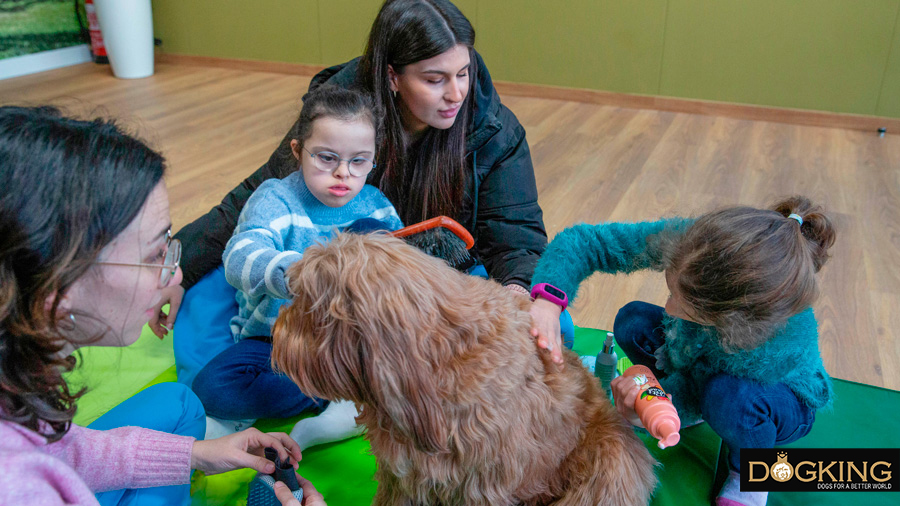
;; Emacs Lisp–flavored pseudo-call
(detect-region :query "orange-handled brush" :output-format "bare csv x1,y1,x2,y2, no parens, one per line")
389,216,476,270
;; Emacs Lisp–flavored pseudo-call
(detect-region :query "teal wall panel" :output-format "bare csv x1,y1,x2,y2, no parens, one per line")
877,8,900,118
150,0,900,119
660,0,900,115
475,0,667,94
153,0,321,64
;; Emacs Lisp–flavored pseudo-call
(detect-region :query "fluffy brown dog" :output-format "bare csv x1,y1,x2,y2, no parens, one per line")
272,232,657,506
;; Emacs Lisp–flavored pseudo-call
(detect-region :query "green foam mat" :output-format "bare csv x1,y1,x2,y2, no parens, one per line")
67,325,900,505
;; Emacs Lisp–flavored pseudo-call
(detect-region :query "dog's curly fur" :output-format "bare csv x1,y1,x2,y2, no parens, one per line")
272,233,658,506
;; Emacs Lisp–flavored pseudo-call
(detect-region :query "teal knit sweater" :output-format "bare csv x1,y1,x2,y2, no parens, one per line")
531,219,833,421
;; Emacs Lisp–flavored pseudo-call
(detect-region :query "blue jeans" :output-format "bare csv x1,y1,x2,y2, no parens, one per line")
173,265,238,389
192,337,324,420
90,383,206,506
613,301,815,472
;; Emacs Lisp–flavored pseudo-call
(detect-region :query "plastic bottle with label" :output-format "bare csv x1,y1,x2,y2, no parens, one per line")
624,364,681,449
594,332,618,399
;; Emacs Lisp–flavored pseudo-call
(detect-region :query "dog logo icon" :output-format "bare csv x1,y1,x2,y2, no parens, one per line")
770,452,793,482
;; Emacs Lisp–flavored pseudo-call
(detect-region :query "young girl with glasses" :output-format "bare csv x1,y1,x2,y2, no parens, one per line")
0,106,323,506
529,197,836,506
191,86,403,448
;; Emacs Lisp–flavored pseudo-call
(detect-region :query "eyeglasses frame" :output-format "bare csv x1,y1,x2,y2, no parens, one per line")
303,148,376,178
96,230,181,288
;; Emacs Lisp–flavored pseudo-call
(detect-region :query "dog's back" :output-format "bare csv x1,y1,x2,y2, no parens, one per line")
363,279,658,506
272,233,657,506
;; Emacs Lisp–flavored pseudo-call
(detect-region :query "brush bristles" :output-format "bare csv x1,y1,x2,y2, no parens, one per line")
402,228,475,271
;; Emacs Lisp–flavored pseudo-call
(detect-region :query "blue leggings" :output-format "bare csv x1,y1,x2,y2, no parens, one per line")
176,264,575,419
90,383,206,506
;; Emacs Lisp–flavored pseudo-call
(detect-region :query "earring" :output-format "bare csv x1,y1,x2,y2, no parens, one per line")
392,90,397,100
69,314,76,323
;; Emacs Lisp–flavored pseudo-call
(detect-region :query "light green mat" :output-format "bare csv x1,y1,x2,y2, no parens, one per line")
66,326,900,505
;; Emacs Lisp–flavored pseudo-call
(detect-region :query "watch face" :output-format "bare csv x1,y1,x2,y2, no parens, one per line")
545,285,565,299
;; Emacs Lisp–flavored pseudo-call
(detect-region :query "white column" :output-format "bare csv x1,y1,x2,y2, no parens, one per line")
93,0,155,79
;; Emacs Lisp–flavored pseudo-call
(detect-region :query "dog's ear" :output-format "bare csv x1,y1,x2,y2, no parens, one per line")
362,329,450,455
276,233,452,454
272,248,370,403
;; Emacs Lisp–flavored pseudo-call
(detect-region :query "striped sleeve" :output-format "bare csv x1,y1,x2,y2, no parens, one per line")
223,186,306,300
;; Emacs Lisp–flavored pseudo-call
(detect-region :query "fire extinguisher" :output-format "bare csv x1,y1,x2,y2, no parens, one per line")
75,0,109,64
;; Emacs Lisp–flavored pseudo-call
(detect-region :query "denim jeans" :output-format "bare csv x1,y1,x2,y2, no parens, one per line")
613,301,815,471
192,337,325,420
91,383,206,506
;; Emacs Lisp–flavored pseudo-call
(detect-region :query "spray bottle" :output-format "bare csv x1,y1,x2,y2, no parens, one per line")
624,364,681,449
594,332,618,399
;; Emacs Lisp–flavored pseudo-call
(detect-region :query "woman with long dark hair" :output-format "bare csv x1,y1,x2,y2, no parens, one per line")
0,106,322,506
176,0,543,293
168,0,558,420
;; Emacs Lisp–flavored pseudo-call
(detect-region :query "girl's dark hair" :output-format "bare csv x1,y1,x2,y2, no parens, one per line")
0,106,165,441
358,0,476,224
661,196,836,351
296,85,381,149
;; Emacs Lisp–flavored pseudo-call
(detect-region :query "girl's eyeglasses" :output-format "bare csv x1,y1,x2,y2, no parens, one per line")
304,148,376,178
97,230,182,288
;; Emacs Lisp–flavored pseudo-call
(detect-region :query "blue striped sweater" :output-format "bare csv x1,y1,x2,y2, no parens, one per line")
223,171,403,340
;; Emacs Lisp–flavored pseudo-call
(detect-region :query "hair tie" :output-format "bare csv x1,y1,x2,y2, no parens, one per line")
787,213,803,225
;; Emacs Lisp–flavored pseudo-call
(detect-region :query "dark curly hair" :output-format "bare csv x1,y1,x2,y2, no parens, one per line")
656,196,836,351
0,106,165,441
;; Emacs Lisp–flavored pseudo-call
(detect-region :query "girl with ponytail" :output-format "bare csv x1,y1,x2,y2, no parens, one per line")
529,196,836,506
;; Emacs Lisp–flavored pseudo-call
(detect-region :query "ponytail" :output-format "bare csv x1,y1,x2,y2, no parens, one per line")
665,195,837,351
773,196,836,272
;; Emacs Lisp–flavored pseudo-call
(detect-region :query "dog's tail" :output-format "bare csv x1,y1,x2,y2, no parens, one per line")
555,416,659,506
596,429,659,506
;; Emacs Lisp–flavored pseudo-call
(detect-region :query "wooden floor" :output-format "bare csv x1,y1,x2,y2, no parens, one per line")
2,62,898,390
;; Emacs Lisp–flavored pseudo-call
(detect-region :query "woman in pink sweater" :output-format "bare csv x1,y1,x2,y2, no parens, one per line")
0,107,324,506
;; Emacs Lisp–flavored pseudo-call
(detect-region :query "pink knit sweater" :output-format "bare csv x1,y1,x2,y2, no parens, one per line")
0,419,194,505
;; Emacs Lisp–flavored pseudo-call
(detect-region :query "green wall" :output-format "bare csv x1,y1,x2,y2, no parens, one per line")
152,0,900,119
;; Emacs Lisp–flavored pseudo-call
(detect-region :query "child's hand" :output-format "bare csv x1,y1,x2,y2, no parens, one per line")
274,476,327,506
530,298,564,364
148,284,185,339
190,428,302,476
611,375,644,427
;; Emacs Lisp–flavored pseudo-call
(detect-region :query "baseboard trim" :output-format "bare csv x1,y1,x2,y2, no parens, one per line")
0,45,92,81
157,53,899,134
494,81,900,135
156,53,325,76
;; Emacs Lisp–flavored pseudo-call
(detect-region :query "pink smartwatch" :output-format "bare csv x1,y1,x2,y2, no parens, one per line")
530,283,568,311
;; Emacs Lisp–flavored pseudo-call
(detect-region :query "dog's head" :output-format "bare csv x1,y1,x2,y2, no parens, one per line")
272,232,516,453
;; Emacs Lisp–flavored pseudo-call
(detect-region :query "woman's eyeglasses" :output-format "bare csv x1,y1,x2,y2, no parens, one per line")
97,230,182,288
304,148,376,178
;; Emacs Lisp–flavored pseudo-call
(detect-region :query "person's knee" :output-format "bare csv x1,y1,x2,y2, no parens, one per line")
614,301,652,332
142,382,206,439
701,375,768,436
613,301,655,349
192,364,228,412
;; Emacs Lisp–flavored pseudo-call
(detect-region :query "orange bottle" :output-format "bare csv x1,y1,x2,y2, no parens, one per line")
625,364,681,449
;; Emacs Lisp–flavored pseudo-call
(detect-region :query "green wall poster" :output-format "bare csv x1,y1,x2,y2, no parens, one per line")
0,0,83,59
